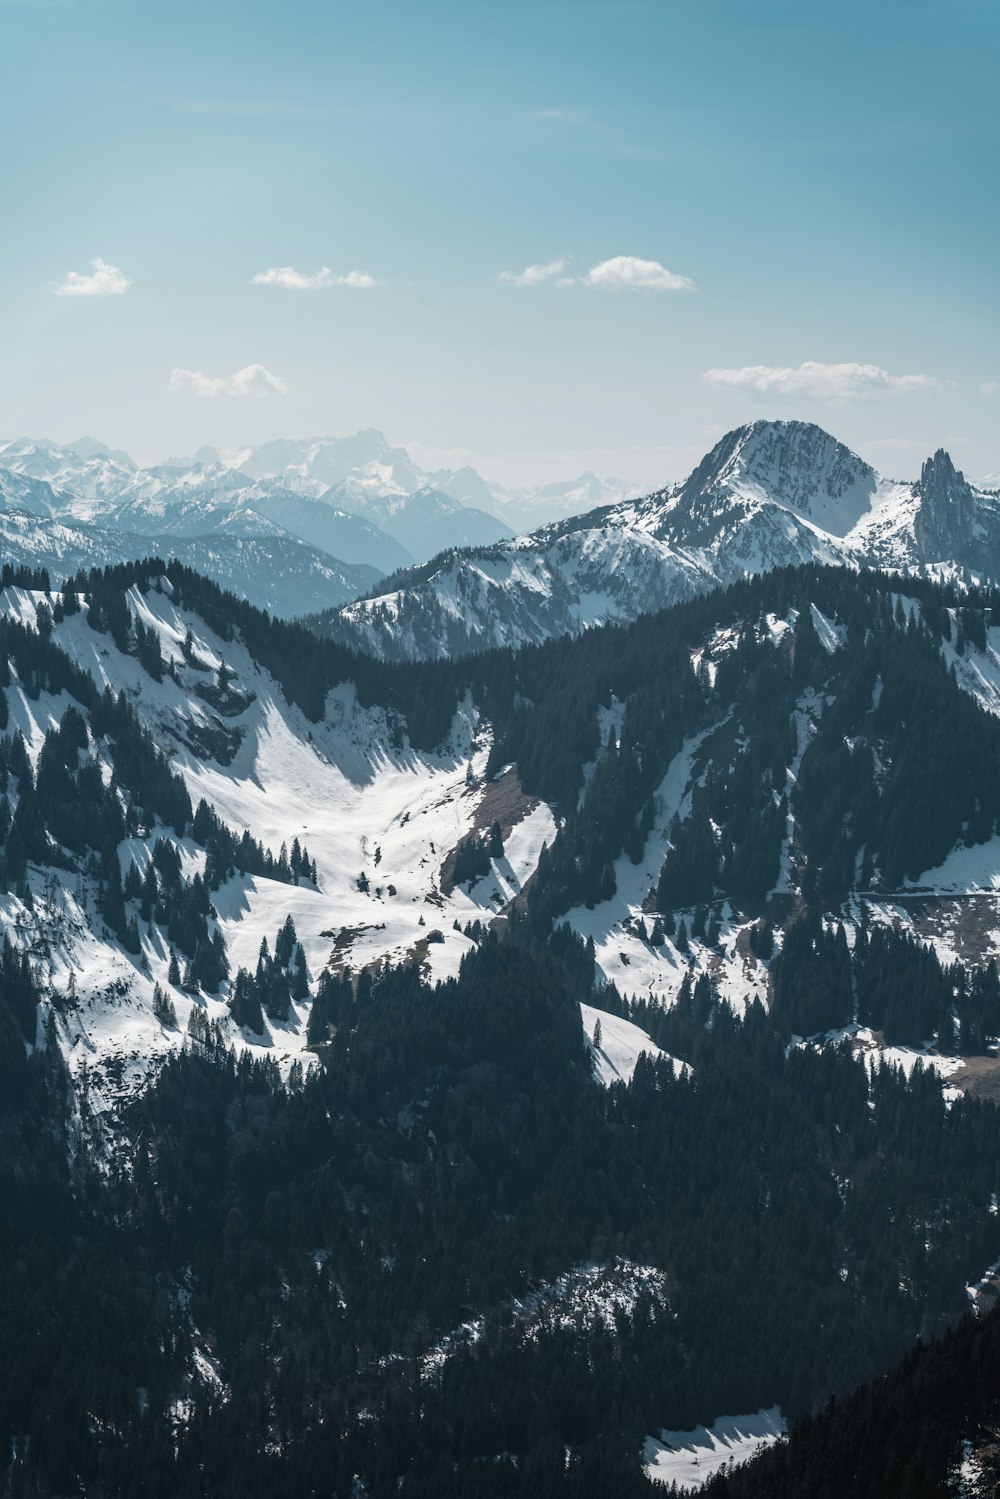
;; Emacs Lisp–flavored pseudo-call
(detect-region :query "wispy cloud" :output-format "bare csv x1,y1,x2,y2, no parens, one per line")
582,255,694,292
523,108,595,129
981,381,999,397
703,361,942,401
520,107,623,145
54,258,131,297
169,364,288,398
253,265,377,290
498,259,569,288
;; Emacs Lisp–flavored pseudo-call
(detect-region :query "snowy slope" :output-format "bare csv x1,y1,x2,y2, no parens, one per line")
7,569,1000,1114
581,1001,685,1085
0,583,558,1101
644,1408,786,1490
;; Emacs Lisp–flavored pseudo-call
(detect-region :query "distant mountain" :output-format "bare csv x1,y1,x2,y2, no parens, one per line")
327,484,514,563
0,433,632,589
0,437,415,576
501,471,634,530
0,508,379,616
312,420,1000,660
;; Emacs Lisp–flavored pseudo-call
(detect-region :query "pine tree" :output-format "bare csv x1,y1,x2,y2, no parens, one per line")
152,984,177,1029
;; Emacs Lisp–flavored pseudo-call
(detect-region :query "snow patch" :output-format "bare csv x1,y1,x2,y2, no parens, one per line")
581,1002,686,1086
644,1407,785,1490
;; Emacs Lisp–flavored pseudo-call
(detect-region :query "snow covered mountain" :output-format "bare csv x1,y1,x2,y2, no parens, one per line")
499,471,634,531
315,420,1000,660
0,509,380,618
0,438,416,576
7,554,1000,1102
0,432,605,589
322,482,515,563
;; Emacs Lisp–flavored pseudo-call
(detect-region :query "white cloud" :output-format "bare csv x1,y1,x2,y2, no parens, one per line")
169,364,288,398
54,258,131,297
582,255,694,292
703,360,942,401
499,255,693,291
253,265,376,289
498,259,569,287
981,381,999,397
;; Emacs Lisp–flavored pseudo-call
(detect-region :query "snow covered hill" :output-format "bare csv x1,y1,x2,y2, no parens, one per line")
0,576,559,1105
0,510,381,618
8,558,1000,1499
7,559,1000,1122
315,421,1000,661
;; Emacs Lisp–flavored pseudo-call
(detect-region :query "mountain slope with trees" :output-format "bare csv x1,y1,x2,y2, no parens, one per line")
3,558,1000,1493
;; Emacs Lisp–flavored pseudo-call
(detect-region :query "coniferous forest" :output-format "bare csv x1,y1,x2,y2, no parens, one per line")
4,560,1000,1493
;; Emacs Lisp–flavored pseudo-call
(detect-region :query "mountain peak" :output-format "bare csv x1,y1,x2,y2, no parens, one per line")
66,435,109,458
679,419,877,535
330,428,396,467
917,448,969,501
912,448,977,559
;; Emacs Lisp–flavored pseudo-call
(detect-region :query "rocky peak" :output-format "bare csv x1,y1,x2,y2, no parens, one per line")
913,449,978,561
916,449,971,504
678,420,877,534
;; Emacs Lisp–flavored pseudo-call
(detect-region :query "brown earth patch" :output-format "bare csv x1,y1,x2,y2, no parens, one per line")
320,923,387,976
439,766,540,896
861,893,1000,966
951,1053,1000,1104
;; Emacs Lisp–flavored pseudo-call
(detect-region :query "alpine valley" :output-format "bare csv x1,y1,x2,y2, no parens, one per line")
6,422,1000,1496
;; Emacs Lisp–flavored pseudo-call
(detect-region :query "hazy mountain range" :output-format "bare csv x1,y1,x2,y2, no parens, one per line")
0,431,633,615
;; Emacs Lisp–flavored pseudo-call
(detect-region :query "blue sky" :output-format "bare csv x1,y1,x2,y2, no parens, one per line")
1,0,997,486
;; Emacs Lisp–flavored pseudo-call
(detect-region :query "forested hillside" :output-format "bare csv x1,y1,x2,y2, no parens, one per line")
6,924,1000,1497
702,1302,1000,1498
4,558,1000,1494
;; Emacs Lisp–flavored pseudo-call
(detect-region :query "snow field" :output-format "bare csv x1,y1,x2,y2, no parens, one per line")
581,1002,687,1086
643,1407,786,1490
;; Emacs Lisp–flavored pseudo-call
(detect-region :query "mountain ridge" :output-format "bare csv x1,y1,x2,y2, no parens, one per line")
0,429,624,573
312,419,1000,660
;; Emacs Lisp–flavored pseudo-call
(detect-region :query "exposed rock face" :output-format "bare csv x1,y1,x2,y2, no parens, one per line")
913,449,981,565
